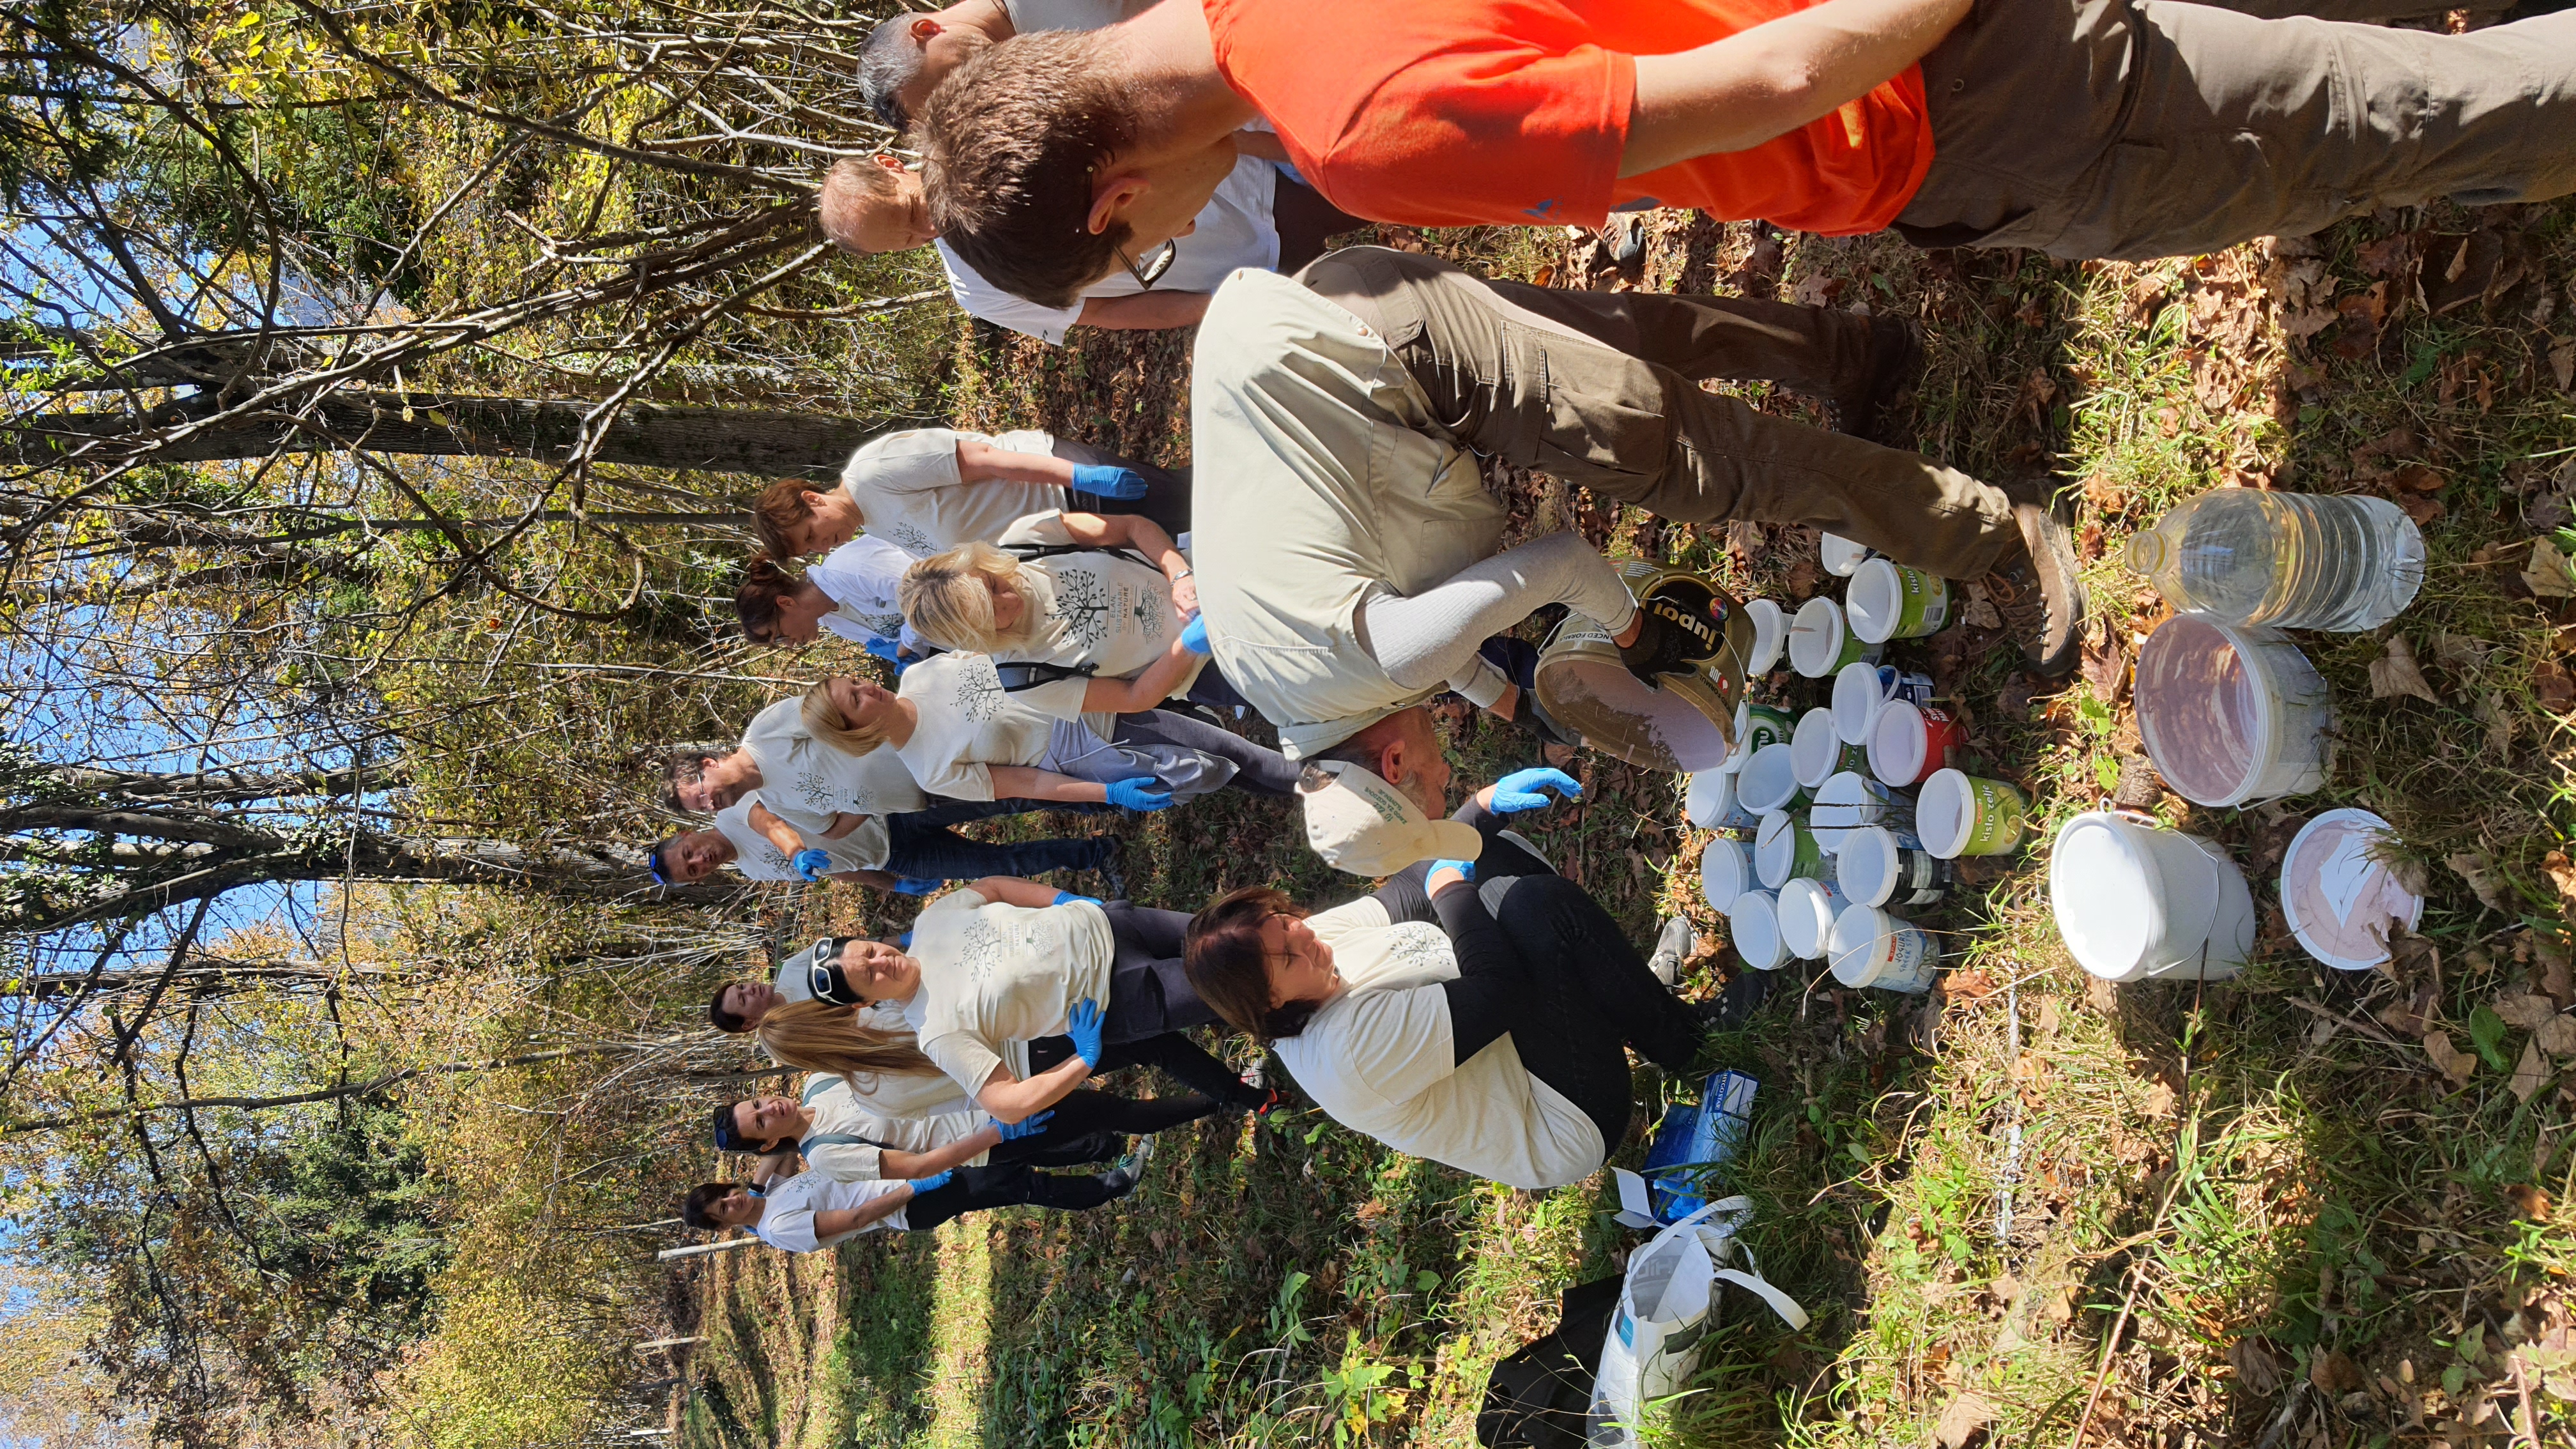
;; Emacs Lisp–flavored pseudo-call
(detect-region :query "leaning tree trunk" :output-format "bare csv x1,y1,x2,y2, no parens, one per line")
10,390,888,482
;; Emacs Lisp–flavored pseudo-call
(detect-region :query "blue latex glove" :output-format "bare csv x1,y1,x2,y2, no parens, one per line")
905,1169,954,1194
1428,858,1478,885
1065,998,1107,1068
1489,767,1583,815
1180,615,1210,654
792,848,834,882
994,1110,1054,1142
893,930,913,949
863,636,901,665
891,877,942,896
1052,891,1103,907
1103,777,1174,813
1071,463,1149,500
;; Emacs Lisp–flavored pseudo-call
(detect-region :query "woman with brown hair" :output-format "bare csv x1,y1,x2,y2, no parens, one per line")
732,537,919,661
755,878,1271,1123
1183,779,1765,1190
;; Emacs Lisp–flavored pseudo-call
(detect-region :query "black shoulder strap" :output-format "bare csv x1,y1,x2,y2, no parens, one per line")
992,660,1098,693
1002,540,1157,569
800,1130,899,1153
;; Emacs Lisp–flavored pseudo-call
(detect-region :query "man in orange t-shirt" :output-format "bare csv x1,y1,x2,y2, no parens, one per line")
917,0,2576,305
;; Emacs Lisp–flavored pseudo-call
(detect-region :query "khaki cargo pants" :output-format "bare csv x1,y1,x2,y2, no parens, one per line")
1295,247,2028,578
1899,0,2576,257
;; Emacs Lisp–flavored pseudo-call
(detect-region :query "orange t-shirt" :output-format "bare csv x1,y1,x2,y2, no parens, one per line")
1204,0,1935,234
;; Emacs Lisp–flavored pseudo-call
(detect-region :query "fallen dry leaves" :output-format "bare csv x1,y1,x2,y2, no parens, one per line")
2370,634,2441,704
2511,1038,2554,1103
2535,659,2576,715
2425,1031,2478,1086
2449,851,2513,914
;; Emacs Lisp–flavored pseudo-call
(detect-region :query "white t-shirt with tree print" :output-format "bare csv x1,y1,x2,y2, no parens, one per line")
902,887,1115,1100
992,511,1205,697
891,652,1115,801
751,1169,910,1251
795,1073,990,1180
714,792,883,880
737,697,927,845
841,427,1061,560
809,534,923,652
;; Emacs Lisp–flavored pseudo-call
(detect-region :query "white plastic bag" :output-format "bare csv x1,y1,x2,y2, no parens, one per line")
1586,1182,1809,1448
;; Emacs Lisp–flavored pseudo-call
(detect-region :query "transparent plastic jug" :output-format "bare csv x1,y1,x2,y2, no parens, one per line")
2124,491,2424,632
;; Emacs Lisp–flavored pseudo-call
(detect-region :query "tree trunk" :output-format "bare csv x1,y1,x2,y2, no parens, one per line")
12,391,887,482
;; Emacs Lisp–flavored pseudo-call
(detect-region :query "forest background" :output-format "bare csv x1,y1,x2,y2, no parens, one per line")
4,4,2575,1449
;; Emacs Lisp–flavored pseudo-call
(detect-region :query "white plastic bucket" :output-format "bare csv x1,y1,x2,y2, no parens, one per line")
1685,769,1761,832
1742,599,1788,677
1788,597,1883,678
1868,700,1968,788
1917,769,2028,859
1755,810,1836,890
1790,708,1867,790
1837,825,1949,909
2135,615,2332,808
1728,703,1796,771
1777,877,1851,961
1812,771,1915,852
1728,889,1788,971
1819,533,1873,577
1700,836,1758,914
1827,904,1940,992
1844,557,1953,645
1736,743,1808,814
1831,663,1933,745
2048,812,2251,983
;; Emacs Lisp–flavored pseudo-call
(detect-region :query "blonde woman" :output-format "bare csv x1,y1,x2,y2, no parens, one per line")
798,654,1296,811
755,883,1271,1121
900,510,1261,718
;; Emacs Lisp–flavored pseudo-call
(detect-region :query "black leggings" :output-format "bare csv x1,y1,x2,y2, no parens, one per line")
990,1085,1220,1168
1439,873,1701,1153
903,1162,1123,1231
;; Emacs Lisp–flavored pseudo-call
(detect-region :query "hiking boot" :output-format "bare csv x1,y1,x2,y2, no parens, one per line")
1830,314,1925,447
1691,969,1776,1034
1646,916,1695,986
1092,836,1127,903
1981,492,2087,677
1100,1135,1156,1196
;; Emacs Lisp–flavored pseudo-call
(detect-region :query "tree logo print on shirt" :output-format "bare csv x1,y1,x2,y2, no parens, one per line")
848,608,905,640
1048,566,1113,648
755,841,793,876
1123,581,1164,641
883,520,938,557
790,765,840,815
953,658,1008,723
955,914,1006,986
1383,921,1452,975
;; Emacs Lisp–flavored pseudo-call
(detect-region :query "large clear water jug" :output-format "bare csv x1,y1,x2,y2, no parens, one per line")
2123,491,2424,632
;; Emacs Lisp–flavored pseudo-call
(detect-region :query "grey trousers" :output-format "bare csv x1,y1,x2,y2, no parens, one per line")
1900,0,2576,258
1296,247,2027,578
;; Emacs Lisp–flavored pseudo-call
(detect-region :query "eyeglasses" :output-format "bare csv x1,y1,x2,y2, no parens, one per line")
1117,238,1179,290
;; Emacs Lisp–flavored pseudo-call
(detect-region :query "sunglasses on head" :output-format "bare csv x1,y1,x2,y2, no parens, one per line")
1117,238,1179,289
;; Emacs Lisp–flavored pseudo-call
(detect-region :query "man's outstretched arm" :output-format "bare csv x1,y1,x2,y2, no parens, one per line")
1623,0,1971,176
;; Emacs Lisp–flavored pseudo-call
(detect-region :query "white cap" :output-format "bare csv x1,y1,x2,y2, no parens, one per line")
1298,760,1484,877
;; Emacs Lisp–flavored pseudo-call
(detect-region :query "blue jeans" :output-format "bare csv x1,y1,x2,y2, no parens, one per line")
882,799,1110,882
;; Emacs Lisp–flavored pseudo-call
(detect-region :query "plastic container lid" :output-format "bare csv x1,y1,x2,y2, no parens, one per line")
1684,769,1741,829
1844,557,1904,645
2050,816,2163,981
1827,903,1895,988
1870,700,1932,787
1837,825,1900,908
1820,533,1872,576
1790,707,1844,789
1788,597,1849,678
1810,771,1883,852
1917,769,1975,859
1743,599,1788,677
1728,889,1787,970
1737,743,1803,813
1832,661,1889,744
1778,877,1847,960
1699,836,1756,913
2278,808,2423,971
1754,810,1802,889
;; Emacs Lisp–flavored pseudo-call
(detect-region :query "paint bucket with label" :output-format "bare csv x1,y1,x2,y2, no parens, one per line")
1820,533,1874,577
1742,599,1788,677
1699,836,1758,915
2278,808,2423,972
1755,810,1836,890
1727,889,1788,971
1788,597,1883,678
1917,769,2028,859
1736,743,1809,814
1832,662,1937,744
1845,558,1954,645
1791,708,1869,790
1729,702,1796,769
2048,811,2253,983
1685,769,1761,832
1530,613,1739,773
1827,904,1940,993
1812,771,1917,852
1868,701,1968,788
1777,877,1853,962
1837,825,1950,909
2133,613,2332,808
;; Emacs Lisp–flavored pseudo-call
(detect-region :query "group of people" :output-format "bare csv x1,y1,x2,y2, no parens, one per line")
670,0,2576,1252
